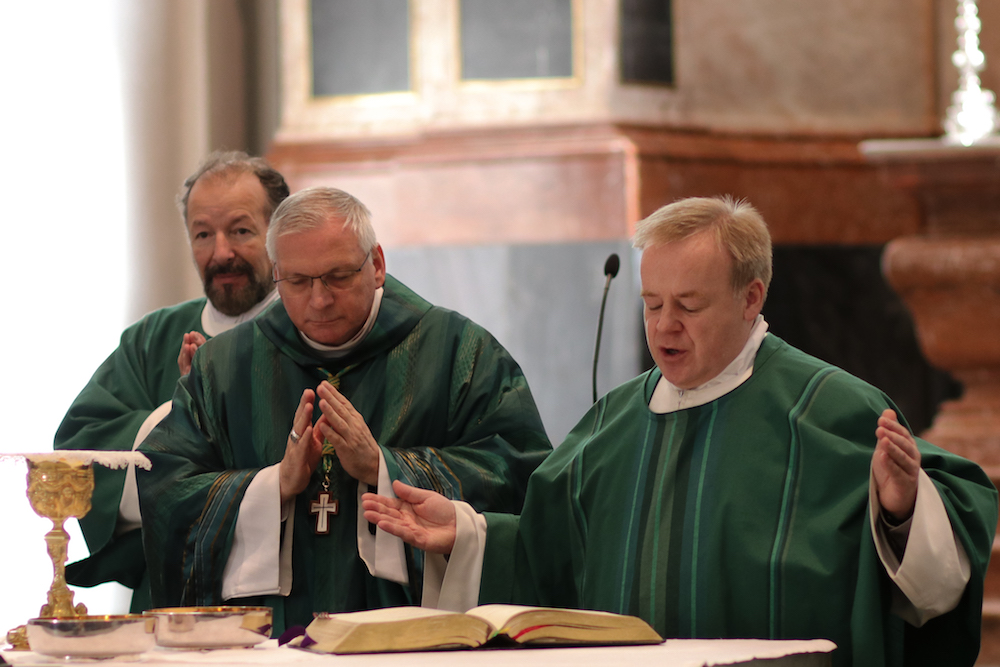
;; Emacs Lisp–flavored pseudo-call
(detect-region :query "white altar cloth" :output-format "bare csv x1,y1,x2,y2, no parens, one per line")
3,638,835,666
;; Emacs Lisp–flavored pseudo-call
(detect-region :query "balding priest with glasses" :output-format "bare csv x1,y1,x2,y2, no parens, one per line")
136,186,551,633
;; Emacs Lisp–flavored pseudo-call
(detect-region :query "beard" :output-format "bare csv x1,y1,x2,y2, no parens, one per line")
203,257,273,316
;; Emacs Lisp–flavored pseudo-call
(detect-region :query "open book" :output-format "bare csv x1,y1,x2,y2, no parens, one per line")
289,604,663,654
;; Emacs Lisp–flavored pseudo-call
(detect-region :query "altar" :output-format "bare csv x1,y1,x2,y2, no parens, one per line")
1,637,835,667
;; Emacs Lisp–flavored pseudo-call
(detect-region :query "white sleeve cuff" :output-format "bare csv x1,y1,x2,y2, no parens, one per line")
222,463,291,599
870,467,971,626
118,401,173,533
357,448,409,585
422,500,485,612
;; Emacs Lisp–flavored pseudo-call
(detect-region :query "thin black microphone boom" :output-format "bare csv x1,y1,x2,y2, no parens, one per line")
592,253,620,403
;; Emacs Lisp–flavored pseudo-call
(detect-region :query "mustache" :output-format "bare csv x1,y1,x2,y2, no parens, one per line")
204,258,255,284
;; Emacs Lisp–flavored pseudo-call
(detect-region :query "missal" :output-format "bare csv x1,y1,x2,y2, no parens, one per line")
288,604,664,654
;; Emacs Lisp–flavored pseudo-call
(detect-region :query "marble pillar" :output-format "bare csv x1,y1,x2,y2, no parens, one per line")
862,138,1000,473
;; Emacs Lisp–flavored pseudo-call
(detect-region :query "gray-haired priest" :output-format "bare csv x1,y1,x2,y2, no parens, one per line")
137,186,551,633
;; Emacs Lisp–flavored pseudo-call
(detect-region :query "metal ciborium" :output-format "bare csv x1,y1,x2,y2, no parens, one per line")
4,450,151,650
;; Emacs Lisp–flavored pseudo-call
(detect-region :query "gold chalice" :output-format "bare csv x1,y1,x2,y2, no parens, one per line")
27,457,94,619
3,450,151,650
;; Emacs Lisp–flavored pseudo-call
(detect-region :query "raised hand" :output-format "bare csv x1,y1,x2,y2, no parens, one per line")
362,480,457,554
872,408,921,522
279,388,322,503
177,331,207,375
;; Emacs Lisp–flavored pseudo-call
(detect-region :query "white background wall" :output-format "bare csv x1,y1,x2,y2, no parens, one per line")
0,1,131,635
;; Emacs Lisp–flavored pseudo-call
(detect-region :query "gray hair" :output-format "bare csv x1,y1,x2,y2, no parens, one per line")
266,186,378,262
633,195,772,299
178,150,290,223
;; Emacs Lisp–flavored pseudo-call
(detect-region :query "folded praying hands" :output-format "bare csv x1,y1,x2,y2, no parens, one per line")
313,380,380,487
280,381,383,502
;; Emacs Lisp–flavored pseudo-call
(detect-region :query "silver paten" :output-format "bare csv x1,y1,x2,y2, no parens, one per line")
145,606,273,649
26,615,156,659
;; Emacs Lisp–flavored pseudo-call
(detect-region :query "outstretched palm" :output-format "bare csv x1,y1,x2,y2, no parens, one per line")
362,480,457,554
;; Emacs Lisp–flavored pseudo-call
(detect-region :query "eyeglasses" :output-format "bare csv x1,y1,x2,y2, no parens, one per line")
273,251,371,293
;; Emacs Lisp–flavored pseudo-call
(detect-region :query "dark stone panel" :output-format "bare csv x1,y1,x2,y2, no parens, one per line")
763,245,960,435
311,0,410,96
460,0,573,80
620,0,673,86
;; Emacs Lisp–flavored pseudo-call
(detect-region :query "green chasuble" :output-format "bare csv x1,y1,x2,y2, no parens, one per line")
138,276,551,632
480,334,997,667
54,298,209,612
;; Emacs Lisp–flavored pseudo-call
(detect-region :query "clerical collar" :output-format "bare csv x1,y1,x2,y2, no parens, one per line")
201,289,280,338
299,287,384,358
648,315,769,414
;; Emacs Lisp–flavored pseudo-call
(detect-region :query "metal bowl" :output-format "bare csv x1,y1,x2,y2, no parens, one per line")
27,615,156,658
144,606,272,649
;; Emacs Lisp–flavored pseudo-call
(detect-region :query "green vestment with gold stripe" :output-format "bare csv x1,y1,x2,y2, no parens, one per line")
138,276,551,632
480,334,996,667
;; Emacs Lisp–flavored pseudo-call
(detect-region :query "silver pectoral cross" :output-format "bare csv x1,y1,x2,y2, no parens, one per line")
310,491,339,535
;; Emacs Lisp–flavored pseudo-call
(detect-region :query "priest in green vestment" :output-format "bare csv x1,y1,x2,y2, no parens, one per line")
54,151,290,611
362,196,998,667
137,186,551,633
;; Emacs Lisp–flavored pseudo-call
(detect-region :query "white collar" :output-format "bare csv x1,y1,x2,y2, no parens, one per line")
200,289,280,338
299,287,384,358
648,315,769,414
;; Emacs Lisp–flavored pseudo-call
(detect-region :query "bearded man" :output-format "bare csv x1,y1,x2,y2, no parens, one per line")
54,150,290,612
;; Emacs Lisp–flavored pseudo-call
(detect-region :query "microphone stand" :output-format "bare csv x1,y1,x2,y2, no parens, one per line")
593,254,620,403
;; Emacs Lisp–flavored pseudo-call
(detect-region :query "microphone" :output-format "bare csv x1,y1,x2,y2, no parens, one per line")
592,253,620,403
603,253,621,280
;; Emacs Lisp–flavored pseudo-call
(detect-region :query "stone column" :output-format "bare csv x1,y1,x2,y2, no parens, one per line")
862,139,1000,473
863,139,1000,663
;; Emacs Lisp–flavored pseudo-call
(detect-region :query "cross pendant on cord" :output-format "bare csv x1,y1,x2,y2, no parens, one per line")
310,491,339,534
